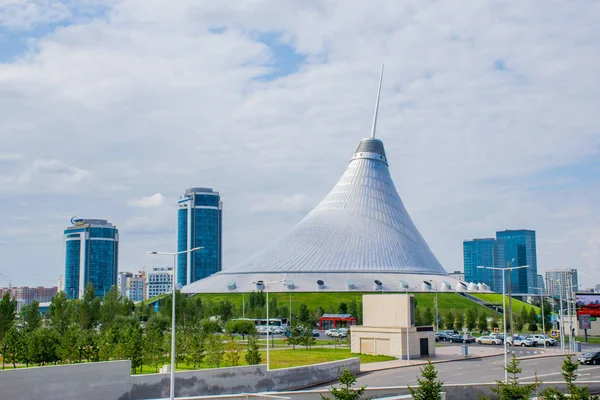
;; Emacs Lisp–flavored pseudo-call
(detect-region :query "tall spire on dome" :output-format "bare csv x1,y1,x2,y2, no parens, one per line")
370,64,385,139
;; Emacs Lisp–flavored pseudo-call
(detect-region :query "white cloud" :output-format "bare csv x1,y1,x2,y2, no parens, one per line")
1,1,600,287
128,193,165,209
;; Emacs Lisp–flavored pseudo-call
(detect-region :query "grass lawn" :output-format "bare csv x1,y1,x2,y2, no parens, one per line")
133,347,393,374
470,294,540,315
179,292,499,318
576,336,600,344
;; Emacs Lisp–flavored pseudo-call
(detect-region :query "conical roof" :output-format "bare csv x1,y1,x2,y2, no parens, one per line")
227,137,447,275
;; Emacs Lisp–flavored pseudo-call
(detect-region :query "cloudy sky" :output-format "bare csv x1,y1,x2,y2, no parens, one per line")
1,0,599,288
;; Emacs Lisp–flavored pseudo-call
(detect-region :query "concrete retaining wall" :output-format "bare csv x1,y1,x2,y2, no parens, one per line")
0,358,359,400
0,360,132,400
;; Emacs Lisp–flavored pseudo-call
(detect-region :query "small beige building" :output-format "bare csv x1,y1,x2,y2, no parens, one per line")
351,294,435,359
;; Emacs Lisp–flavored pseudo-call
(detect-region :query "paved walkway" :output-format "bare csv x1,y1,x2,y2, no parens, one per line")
360,345,505,372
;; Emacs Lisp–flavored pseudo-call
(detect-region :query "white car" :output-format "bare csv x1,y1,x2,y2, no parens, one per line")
506,336,534,347
326,329,348,338
529,334,557,346
476,336,502,345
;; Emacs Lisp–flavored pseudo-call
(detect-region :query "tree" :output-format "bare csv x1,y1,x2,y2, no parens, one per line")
528,323,538,333
414,308,423,326
245,335,262,365
490,319,499,330
444,310,454,330
225,319,256,341
514,317,524,333
487,355,535,400
187,326,206,369
298,304,310,323
0,292,17,341
224,335,243,367
320,368,365,400
60,324,82,363
408,360,443,400
3,326,23,368
541,355,600,400
465,309,476,332
144,317,166,372
423,308,434,326
348,299,359,319
216,300,234,322
125,323,143,373
205,333,224,368
21,301,42,333
286,324,303,350
299,324,316,349
48,291,71,334
519,308,528,329
201,319,222,335
529,307,537,324
454,311,465,331
477,312,488,333
338,302,348,314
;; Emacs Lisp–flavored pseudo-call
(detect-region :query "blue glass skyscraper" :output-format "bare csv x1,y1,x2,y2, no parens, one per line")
463,238,504,292
496,229,537,294
177,188,222,286
64,219,119,299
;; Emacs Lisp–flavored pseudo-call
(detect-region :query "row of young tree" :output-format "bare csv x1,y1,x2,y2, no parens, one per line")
413,304,548,333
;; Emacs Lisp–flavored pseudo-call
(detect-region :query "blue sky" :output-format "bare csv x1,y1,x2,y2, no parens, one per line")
1,0,600,288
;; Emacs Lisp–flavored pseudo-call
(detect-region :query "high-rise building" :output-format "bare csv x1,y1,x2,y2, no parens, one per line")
177,188,222,286
496,230,538,294
463,238,504,292
117,272,131,297
545,269,578,299
537,274,544,292
64,218,119,299
146,267,173,298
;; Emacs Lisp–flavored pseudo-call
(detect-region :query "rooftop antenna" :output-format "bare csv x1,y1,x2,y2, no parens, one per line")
370,64,385,139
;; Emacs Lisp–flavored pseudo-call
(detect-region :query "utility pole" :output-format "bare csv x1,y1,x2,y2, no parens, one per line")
507,265,514,340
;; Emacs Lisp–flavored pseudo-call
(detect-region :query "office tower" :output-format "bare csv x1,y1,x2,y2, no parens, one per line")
146,267,173,298
177,188,222,286
463,238,504,292
537,274,544,291
496,230,538,294
545,269,578,299
64,218,119,299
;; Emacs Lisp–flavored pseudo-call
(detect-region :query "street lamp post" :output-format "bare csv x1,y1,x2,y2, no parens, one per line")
147,246,202,400
429,280,438,332
532,287,546,349
399,285,415,364
478,264,529,383
251,280,284,371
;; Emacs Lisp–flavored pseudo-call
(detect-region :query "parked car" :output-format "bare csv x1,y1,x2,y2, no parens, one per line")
312,329,321,337
506,336,535,347
325,329,348,338
529,334,557,346
476,336,502,345
578,352,600,365
490,333,504,343
449,334,476,344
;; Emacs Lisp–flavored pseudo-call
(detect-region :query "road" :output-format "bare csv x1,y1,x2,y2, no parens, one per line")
310,343,600,389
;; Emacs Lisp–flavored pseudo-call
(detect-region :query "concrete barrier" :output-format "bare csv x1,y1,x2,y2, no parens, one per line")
0,358,360,400
0,360,131,400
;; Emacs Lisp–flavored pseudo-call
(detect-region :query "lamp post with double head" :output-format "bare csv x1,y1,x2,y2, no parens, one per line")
251,279,285,371
399,285,416,364
478,264,528,383
532,287,546,349
429,280,438,332
147,247,203,400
